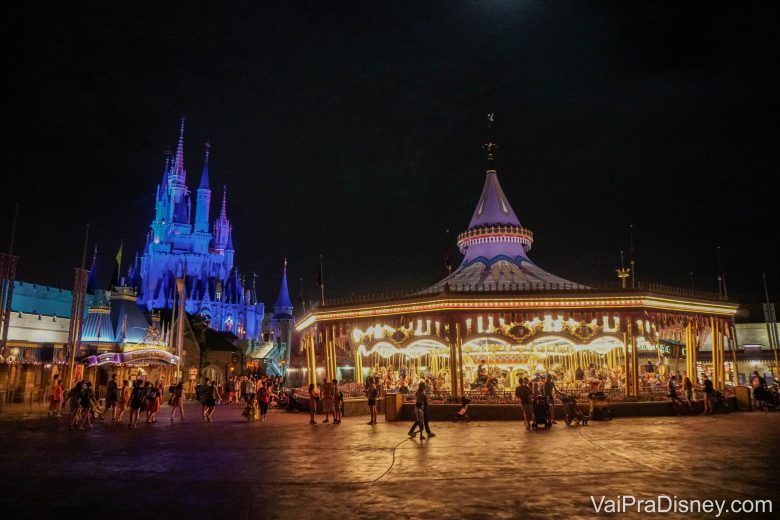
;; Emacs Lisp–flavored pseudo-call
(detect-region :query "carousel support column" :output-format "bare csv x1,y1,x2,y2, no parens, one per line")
710,318,719,389
448,317,459,396
623,329,631,397
322,327,330,381
331,325,338,382
713,318,725,390
685,322,698,384
457,323,465,397
730,321,739,386
354,350,363,384
305,334,315,386
627,321,639,397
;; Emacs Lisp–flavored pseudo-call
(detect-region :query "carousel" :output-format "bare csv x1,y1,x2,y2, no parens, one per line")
295,118,739,399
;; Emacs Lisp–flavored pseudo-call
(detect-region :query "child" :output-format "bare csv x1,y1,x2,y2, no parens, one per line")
408,401,426,440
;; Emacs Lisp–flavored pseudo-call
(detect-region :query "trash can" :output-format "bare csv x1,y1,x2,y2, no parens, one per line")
384,392,404,421
734,386,752,411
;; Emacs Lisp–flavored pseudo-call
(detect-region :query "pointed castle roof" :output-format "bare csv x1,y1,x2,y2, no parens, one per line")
429,114,580,291
199,142,210,190
274,259,293,316
171,117,187,182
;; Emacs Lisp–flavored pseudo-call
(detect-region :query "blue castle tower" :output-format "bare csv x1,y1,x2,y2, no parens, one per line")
135,119,264,341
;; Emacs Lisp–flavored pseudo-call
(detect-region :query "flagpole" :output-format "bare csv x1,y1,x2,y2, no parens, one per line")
300,277,306,314
716,246,728,300
8,202,18,255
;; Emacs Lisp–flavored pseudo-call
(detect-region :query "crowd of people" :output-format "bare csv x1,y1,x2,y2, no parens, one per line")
46,366,763,434
49,374,287,429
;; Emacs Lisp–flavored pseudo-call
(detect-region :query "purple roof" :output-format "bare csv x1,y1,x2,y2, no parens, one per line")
467,170,522,229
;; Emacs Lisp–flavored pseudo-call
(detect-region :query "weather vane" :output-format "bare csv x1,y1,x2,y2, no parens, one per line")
483,113,497,159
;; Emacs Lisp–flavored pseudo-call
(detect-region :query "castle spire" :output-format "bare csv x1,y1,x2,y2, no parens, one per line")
274,258,293,314
161,150,172,195
173,117,186,178
194,142,212,233
220,184,227,219
199,142,210,190
213,185,231,250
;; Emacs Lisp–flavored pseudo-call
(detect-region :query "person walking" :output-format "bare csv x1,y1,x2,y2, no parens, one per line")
332,379,342,424
79,381,97,429
308,383,319,424
203,380,220,422
418,382,434,437
196,377,209,419
226,376,236,405
68,381,84,429
366,382,379,425
244,377,256,406
408,400,426,440
115,380,130,423
702,374,714,415
170,382,185,421
515,377,533,430
128,380,145,429
543,374,558,424
407,383,430,437
667,375,690,413
321,378,335,423
105,374,119,422
145,381,160,423
49,378,64,417
258,381,276,422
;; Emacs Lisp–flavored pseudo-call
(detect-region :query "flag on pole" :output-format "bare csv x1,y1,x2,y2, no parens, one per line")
109,241,123,289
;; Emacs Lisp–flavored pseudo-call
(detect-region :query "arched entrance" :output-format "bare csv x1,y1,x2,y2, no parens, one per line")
201,365,224,385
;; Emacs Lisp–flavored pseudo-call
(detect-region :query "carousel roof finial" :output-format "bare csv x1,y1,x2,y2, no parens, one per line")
483,112,497,172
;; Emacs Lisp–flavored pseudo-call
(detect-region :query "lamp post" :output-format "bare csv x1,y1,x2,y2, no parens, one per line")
175,276,186,382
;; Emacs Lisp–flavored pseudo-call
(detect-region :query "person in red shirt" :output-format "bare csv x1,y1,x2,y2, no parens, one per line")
49,378,64,417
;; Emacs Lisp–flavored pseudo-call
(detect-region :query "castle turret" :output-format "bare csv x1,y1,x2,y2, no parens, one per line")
195,143,211,233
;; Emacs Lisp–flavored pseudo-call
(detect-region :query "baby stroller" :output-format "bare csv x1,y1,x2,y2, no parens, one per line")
282,391,305,412
453,396,471,422
532,395,552,430
561,393,589,426
753,386,780,411
712,390,730,414
588,391,612,420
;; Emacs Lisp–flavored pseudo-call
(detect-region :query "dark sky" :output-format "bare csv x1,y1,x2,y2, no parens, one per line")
3,1,779,306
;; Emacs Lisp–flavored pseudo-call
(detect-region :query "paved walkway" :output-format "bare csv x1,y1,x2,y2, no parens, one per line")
0,404,777,519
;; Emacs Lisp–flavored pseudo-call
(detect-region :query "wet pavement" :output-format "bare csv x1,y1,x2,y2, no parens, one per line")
0,403,778,519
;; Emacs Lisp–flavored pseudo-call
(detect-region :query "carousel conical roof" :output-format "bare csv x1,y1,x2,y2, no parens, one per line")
429,125,579,291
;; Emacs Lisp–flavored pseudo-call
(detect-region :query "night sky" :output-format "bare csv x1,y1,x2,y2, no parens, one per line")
3,2,779,307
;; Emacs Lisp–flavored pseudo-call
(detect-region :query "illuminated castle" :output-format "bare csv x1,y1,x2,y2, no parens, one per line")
133,119,265,341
